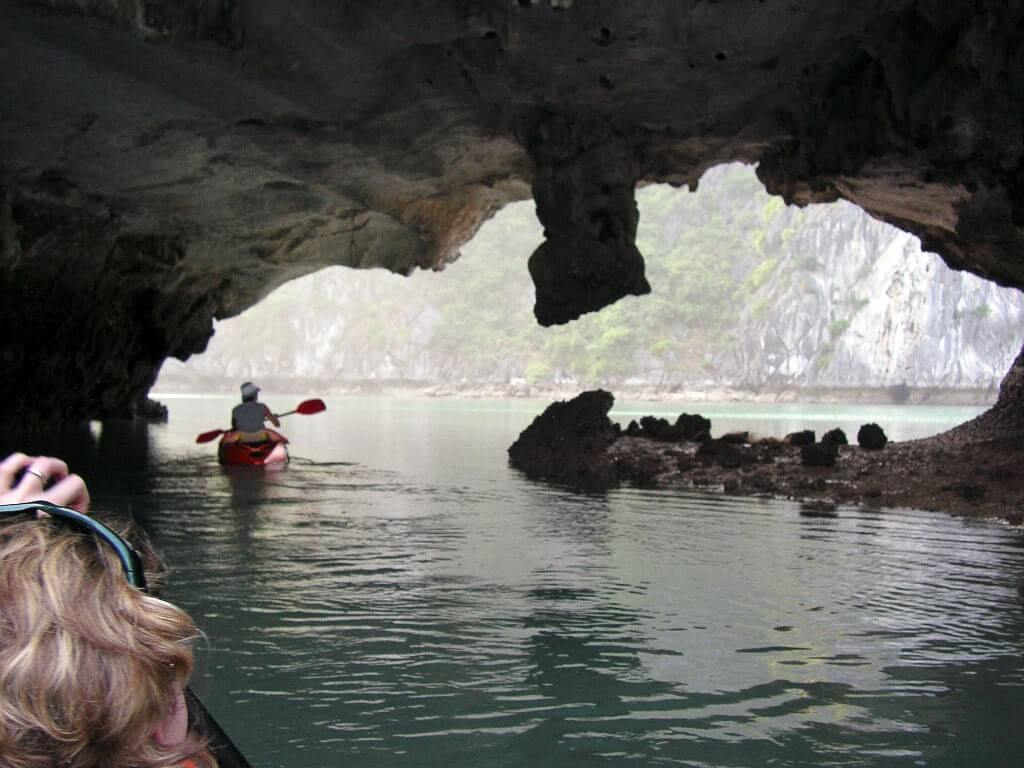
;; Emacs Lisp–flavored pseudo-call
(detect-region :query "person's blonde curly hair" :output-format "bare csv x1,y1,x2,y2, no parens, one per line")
0,513,215,767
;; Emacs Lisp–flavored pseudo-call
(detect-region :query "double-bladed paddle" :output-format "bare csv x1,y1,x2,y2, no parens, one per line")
195,398,326,444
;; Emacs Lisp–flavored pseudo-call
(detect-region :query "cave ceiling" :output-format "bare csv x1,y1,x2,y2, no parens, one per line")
1,0,1022,427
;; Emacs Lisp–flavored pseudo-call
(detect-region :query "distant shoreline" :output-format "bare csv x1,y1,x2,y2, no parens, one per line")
152,380,999,407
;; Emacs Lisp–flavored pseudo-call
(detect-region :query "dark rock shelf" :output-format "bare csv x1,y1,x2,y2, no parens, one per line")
509,384,1024,524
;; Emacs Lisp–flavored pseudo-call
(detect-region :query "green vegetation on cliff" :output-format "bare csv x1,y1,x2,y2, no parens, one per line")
159,165,1024,393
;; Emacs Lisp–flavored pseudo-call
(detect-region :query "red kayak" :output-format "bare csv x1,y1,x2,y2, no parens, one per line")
218,429,290,466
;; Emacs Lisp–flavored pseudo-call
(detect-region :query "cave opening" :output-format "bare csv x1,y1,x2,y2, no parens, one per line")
155,163,1024,443
5,6,1024,763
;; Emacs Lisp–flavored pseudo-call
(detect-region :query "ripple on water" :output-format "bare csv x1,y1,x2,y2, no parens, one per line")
123,448,1024,768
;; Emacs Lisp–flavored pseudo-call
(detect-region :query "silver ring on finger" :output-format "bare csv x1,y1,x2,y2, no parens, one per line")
25,468,49,486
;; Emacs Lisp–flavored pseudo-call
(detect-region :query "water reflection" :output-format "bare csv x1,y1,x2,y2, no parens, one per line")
0,418,158,509
11,400,1024,767
797,501,839,519
222,465,273,508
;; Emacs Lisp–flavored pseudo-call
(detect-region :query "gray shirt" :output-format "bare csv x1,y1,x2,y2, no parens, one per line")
232,401,268,433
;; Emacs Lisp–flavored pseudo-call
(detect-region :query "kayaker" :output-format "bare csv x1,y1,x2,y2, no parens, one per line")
0,488,215,766
230,381,280,443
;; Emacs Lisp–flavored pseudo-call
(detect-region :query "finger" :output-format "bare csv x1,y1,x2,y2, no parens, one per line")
40,474,91,514
0,453,32,493
20,457,70,489
12,457,67,498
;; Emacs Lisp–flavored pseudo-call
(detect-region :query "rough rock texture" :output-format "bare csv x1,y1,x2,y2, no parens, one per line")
948,344,1024,442
725,194,1024,391
156,167,1024,396
507,389,620,488
821,428,848,446
800,442,838,467
510,395,1024,522
626,414,710,442
2,1,1024,428
857,423,889,450
604,428,1024,523
0,184,217,427
785,430,816,447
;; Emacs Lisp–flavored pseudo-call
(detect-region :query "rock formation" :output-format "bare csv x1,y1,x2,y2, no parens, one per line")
2,1,1024,429
507,388,620,488
509,390,1024,521
157,169,1024,397
857,423,889,450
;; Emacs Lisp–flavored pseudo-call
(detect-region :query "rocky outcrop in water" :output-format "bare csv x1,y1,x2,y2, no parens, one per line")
3,1,1024,429
800,442,839,467
622,414,711,443
509,391,1024,522
507,389,620,489
857,424,889,450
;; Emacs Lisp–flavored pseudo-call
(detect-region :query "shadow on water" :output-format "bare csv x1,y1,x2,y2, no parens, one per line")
0,422,99,468
0,418,157,503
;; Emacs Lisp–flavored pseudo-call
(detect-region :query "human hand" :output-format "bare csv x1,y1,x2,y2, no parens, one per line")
0,453,91,512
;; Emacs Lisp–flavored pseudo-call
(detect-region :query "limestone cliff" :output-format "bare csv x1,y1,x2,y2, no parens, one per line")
2,1,1024,427
158,166,1024,395
728,202,1024,391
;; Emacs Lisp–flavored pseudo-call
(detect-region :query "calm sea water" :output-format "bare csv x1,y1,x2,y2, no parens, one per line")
9,396,1024,767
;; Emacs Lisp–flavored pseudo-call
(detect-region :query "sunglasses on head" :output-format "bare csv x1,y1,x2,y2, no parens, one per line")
0,502,256,766
0,501,148,592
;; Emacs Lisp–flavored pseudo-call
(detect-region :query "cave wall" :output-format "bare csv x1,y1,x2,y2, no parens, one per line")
1,0,1023,428
0,179,218,428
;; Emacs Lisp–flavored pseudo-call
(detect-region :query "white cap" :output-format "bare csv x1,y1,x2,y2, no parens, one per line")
240,381,260,399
